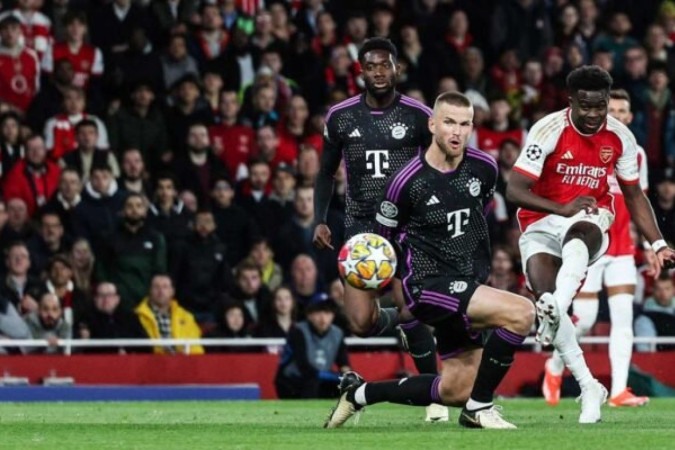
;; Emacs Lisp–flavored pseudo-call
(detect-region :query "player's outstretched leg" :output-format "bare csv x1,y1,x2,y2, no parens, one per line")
324,372,366,429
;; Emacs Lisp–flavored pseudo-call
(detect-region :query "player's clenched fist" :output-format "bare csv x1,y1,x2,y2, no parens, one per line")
313,224,334,250
559,196,598,217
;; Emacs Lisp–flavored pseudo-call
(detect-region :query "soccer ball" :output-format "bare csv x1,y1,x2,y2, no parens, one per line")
338,233,397,290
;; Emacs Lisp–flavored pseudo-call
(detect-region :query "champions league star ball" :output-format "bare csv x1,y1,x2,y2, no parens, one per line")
338,233,397,290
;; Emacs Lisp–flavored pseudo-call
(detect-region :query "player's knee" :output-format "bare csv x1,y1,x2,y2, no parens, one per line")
348,317,373,337
507,299,535,335
438,381,471,407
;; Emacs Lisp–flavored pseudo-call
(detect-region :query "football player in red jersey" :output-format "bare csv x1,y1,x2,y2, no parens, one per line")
507,66,675,423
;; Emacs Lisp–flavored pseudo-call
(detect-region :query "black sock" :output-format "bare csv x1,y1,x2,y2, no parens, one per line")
361,374,440,406
469,328,525,404
399,319,438,375
368,307,399,336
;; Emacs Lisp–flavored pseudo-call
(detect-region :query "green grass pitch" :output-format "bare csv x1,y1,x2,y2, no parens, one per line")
1,398,675,449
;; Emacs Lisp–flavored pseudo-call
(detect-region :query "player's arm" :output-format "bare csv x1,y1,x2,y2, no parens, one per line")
375,171,412,241
506,171,597,217
312,119,343,250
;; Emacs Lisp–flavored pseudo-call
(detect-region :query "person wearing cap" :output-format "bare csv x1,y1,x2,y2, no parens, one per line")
0,15,40,113
275,296,350,399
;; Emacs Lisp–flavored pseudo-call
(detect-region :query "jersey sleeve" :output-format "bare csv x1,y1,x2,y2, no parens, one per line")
313,116,343,223
613,121,640,185
375,168,413,241
637,146,649,191
512,112,562,180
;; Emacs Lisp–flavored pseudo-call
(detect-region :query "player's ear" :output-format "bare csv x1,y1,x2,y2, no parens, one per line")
428,115,435,135
627,111,633,124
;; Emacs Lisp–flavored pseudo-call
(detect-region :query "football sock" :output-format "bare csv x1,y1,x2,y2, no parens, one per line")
554,239,589,312
468,328,525,405
369,307,400,336
608,293,634,397
359,375,439,406
547,352,565,376
399,319,438,375
573,298,599,336
553,314,594,390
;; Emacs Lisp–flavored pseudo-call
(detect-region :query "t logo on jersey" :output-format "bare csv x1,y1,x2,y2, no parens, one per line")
365,150,390,178
447,208,470,238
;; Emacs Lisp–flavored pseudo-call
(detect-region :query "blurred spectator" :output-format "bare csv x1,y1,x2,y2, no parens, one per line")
208,89,256,181
241,79,280,129
237,158,275,239
209,25,255,93
69,238,94,293
285,31,322,111
311,11,337,62
189,3,229,68
486,245,527,296
576,0,601,61
41,11,103,91
490,48,522,105
0,16,40,113
202,70,223,116
297,145,320,187
0,112,25,177
62,119,120,183
554,3,580,50
148,173,194,270
268,162,296,224
469,94,526,159
210,177,259,266
25,292,71,354
490,0,553,62
2,135,60,217
255,285,296,339
397,23,430,96
322,45,360,101
42,254,88,326
229,259,272,328
165,74,212,151
150,0,199,42
593,11,638,76
173,122,229,206
42,167,82,238
161,33,200,91
0,298,31,354
618,46,649,111
269,0,293,43
78,281,146,354
112,26,164,96
275,297,350,399
519,59,544,125
72,163,126,250
0,241,42,314
179,189,198,213
251,8,280,55
135,274,204,354
0,199,36,247
540,46,567,112
277,94,321,164
632,62,675,171
255,125,284,171
118,148,151,196
566,44,590,73
644,24,673,67
289,253,328,313
90,0,154,60
27,212,70,277
635,274,675,352
273,185,317,269
651,168,675,245
248,237,283,292
591,49,614,75
96,193,167,310
460,47,490,99
255,46,297,112
0,0,52,58
44,87,109,160
26,58,76,133
107,81,169,172
206,302,251,345
174,210,231,325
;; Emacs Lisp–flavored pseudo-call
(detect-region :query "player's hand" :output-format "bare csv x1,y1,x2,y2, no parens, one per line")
643,248,659,278
559,196,598,217
313,224,334,250
654,246,675,279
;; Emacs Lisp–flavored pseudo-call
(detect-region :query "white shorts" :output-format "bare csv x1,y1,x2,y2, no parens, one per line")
580,254,637,293
519,209,614,276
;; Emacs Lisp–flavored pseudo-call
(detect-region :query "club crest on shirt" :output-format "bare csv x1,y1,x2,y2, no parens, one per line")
467,178,481,197
390,122,408,139
380,201,398,218
449,281,468,294
525,144,542,161
599,146,614,164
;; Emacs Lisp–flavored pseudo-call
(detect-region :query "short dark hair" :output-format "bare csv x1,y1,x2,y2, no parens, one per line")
75,118,98,133
609,89,631,103
90,162,112,174
235,260,261,278
358,37,398,64
154,172,177,189
124,192,146,205
566,65,613,94
647,60,669,77
63,10,87,26
434,91,472,110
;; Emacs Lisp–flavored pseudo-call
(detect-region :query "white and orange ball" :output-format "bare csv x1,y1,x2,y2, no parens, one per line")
337,233,397,290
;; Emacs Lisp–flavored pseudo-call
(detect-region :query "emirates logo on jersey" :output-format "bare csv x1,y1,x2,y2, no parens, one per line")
599,146,614,164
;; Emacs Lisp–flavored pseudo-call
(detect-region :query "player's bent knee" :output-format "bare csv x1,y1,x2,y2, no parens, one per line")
508,298,536,335
438,380,471,407
347,316,375,337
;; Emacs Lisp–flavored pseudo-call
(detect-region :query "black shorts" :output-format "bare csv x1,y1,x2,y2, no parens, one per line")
402,276,483,358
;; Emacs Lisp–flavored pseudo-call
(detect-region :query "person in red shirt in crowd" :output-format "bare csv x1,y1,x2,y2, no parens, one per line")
0,0,52,59
255,124,291,172
209,89,256,181
190,3,229,68
43,87,109,160
41,11,104,91
0,15,40,113
277,95,322,164
311,11,338,62
2,134,60,217
469,94,526,159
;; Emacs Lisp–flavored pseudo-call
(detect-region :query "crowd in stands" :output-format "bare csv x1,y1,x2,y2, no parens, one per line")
0,0,674,354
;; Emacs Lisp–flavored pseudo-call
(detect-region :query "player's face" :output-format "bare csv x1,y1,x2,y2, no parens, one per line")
361,50,398,99
430,103,474,158
569,89,608,134
608,98,632,125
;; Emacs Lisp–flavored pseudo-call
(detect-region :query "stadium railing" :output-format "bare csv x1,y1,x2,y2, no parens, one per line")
0,336,673,355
